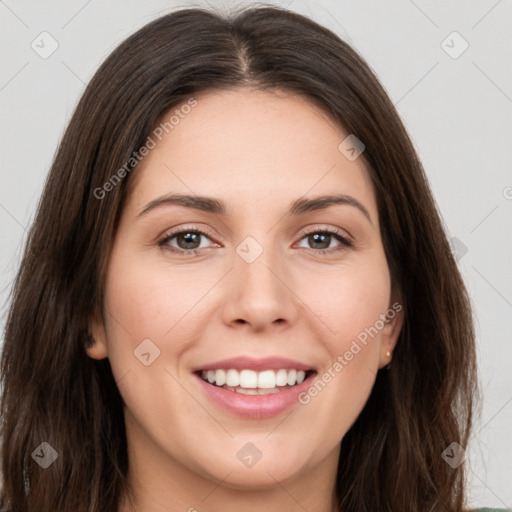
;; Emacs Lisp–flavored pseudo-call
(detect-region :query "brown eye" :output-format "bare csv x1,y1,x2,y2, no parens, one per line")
297,229,353,254
173,231,203,250
158,228,215,254
306,233,331,250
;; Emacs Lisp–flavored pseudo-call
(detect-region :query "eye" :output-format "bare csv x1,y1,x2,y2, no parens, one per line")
158,226,217,255
296,227,353,254
157,225,353,256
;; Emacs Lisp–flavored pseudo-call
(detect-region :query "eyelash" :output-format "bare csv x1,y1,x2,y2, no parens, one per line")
157,224,353,257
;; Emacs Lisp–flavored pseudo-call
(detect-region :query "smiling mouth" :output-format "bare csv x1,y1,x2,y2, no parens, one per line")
195,368,317,395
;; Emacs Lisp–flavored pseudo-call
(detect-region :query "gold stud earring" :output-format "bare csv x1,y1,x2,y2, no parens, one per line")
385,350,392,370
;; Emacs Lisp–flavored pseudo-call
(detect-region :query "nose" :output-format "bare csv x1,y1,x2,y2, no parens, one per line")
220,242,299,333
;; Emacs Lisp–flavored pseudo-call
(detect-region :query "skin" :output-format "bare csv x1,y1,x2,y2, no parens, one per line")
87,87,403,512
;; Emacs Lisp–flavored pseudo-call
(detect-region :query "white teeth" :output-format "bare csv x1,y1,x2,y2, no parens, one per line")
239,369,258,388
257,370,276,389
275,369,288,386
225,369,239,387
215,369,226,386
200,368,311,389
235,386,281,395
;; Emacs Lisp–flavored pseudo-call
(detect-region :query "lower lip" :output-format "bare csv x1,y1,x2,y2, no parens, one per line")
193,372,317,419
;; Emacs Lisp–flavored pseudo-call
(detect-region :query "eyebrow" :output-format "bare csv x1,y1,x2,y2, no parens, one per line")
137,193,373,226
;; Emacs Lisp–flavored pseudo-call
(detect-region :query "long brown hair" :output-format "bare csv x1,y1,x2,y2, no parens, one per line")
0,5,477,511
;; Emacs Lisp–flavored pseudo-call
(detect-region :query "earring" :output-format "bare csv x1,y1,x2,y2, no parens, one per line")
385,350,392,370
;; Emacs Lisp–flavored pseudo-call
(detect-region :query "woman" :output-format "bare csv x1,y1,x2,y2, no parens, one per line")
0,5,506,512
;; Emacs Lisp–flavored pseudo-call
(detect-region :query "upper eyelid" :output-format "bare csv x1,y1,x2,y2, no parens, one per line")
301,225,352,239
159,225,217,243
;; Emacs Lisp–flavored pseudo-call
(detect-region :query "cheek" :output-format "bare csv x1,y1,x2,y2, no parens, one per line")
297,252,391,425
99,251,201,431
102,247,210,351
100,247,230,408
303,252,391,350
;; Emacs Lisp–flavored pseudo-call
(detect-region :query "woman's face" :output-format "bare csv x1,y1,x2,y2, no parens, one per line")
88,87,403,503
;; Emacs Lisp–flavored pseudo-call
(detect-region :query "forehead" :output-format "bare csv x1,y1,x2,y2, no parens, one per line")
125,87,377,220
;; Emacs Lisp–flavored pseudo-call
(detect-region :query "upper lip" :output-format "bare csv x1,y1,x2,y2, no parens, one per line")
191,356,316,373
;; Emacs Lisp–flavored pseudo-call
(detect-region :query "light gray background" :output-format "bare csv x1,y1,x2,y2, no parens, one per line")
0,0,511,508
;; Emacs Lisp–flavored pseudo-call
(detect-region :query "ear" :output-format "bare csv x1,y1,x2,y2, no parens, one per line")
85,310,109,360
377,293,404,369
